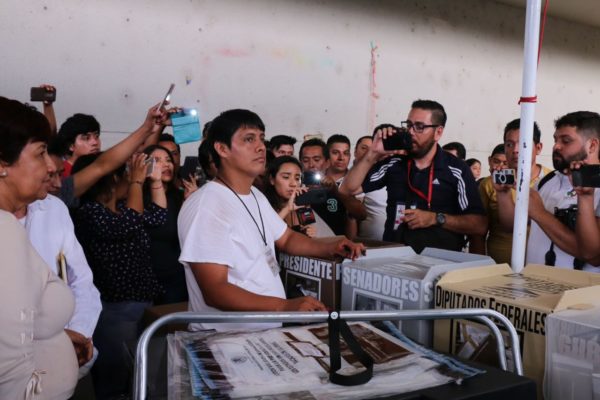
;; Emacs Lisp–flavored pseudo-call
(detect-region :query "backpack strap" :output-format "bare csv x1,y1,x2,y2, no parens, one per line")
537,170,557,190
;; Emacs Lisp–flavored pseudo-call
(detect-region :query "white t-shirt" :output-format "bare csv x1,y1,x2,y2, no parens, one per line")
526,172,600,272
358,187,387,240
178,181,288,331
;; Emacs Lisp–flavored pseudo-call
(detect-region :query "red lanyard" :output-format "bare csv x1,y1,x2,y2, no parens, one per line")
407,160,434,210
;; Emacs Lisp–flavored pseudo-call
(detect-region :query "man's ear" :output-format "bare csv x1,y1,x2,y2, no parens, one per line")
213,141,230,161
535,142,543,155
588,137,599,158
434,126,444,142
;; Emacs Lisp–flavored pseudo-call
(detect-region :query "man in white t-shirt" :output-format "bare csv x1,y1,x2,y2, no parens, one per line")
497,111,600,271
178,109,365,332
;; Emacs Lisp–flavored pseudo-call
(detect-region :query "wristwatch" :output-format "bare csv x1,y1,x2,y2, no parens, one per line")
435,212,446,226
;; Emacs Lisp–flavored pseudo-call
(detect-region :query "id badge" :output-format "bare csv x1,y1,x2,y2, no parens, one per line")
394,202,406,230
265,246,280,276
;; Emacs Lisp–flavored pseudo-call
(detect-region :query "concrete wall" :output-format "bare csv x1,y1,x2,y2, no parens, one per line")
2,0,600,171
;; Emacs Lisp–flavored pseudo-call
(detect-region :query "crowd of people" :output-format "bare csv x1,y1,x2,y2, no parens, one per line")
2,85,600,399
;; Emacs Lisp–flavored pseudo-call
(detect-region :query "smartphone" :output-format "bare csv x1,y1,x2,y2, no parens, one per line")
302,171,322,186
30,87,56,103
295,188,328,206
382,127,412,151
156,83,175,111
572,164,600,187
145,157,156,177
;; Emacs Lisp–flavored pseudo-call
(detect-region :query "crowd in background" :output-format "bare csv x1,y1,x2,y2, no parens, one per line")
2,84,600,399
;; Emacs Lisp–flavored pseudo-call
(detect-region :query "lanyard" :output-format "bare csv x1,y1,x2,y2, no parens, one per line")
216,177,267,246
406,160,435,210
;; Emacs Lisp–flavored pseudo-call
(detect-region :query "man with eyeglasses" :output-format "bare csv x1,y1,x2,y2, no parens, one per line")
340,100,486,252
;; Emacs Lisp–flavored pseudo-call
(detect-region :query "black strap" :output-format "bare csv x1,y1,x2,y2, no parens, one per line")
537,170,557,190
328,313,374,386
545,242,556,266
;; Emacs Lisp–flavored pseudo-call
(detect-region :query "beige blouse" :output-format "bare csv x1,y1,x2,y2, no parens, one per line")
0,210,78,399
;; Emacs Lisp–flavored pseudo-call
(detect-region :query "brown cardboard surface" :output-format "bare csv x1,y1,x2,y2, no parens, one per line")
434,264,600,399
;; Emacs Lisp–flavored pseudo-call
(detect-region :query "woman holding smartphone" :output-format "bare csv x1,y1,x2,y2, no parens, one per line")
262,156,321,237
72,152,167,399
142,144,196,305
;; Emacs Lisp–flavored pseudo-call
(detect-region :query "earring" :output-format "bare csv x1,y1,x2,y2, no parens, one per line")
0,171,7,177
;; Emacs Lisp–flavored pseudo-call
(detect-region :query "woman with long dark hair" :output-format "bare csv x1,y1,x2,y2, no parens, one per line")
262,156,317,237
142,144,196,304
73,151,167,399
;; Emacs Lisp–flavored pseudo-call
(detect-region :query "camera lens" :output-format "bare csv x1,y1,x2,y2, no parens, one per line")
498,173,506,184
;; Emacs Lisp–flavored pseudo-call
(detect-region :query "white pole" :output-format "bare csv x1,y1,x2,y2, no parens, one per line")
512,0,542,272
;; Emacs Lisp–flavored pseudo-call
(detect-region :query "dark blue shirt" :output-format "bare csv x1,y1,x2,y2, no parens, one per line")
362,145,484,252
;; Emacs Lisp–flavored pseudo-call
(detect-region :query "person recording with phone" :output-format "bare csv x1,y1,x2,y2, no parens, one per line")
496,111,600,271
262,156,318,237
299,138,366,239
475,120,550,263
142,145,193,305
340,100,486,253
72,152,167,399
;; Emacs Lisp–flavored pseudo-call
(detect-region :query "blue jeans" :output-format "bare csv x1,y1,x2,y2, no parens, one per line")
92,300,151,399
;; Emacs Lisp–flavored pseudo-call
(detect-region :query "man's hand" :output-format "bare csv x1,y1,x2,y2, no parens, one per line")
403,208,436,229
571,160,595,197
528,189,546,221
64,328,93,367
38,84,56,105
371,127,408,160
320,176,338,192
279,296,327,312
328,238,365,260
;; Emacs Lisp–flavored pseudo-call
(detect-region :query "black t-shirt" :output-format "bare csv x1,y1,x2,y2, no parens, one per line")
312,193,347,236
144,188,188,304
362,145,484,252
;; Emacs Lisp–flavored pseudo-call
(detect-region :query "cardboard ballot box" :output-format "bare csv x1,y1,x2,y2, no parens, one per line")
340,247,494,346
279,238,404,310
433,264,600,399
544,305,600,400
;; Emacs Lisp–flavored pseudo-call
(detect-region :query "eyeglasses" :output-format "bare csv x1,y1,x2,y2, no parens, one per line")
401,121,440,134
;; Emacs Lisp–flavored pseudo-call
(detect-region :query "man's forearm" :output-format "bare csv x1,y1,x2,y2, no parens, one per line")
336,191,366,220
43,104,57,134
277,228,336,259
496,191,515,232
339,153,377,196
202,281,286,311
443,214,488,236
72,123,153,198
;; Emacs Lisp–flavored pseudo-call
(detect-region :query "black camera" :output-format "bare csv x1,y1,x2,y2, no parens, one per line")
30,87,56,103
302,171,323,186
554,205,578,231
493,169,515,185
382,127,412,151
572,165,600,188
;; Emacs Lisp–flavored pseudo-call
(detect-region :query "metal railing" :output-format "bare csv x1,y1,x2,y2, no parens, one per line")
133,308,522,400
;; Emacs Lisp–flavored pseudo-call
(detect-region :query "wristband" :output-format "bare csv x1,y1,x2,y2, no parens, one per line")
151,184,164,190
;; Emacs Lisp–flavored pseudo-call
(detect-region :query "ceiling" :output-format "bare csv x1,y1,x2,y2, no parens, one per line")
496,0,600,29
